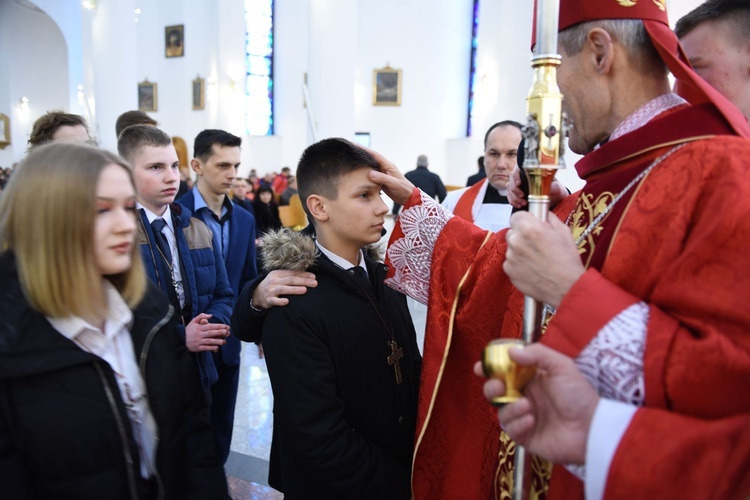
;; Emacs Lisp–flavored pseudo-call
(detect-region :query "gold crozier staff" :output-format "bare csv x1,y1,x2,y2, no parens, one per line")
482,0,566,498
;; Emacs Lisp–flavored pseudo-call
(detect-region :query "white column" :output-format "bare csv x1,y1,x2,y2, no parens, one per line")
90,0,138,149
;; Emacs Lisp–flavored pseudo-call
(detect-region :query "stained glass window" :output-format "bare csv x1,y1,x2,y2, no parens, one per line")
245,0,274,135
467,0,480,137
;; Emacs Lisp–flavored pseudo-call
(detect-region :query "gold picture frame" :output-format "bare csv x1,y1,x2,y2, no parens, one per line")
372,66,402,106
0,113,9,150
165,24,184,58
138,80,158,112
192,77,205,110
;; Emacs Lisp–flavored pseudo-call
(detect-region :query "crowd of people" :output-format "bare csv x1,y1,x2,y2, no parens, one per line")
1,0,749,498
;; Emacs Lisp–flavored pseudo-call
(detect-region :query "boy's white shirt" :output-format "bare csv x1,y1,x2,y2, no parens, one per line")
316,242,368,277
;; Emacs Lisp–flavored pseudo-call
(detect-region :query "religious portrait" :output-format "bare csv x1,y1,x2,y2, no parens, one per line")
0,113,9,150
138,81,158,112
192,77,205,110
373,67,402,106
165,24,184,58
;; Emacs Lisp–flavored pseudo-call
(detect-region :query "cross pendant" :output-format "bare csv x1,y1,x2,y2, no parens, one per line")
387,340,404,385
171,276,179,299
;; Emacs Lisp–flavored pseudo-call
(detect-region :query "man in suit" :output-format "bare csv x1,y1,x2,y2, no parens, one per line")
178,129,258,463
391,155,446,216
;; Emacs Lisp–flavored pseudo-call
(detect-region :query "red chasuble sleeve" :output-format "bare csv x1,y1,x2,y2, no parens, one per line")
605,409,750,499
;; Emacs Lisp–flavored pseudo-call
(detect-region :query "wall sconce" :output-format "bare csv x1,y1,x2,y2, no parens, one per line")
206,76,218,104
19,97,29,111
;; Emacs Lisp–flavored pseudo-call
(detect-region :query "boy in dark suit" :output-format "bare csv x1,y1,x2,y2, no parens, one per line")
177,129,258,463
258,138,421,499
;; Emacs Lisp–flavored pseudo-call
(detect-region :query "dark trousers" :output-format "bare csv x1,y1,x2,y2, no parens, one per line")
210,356,241,464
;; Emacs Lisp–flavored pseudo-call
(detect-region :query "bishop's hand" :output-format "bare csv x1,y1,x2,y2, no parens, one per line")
503,211,584,308
364,147,415,206
474,343,598,466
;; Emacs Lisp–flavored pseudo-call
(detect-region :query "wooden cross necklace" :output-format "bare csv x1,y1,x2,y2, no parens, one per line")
347,266,404,384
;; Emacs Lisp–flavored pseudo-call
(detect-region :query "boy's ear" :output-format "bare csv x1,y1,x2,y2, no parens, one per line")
190,158,202,175
306,194,329,222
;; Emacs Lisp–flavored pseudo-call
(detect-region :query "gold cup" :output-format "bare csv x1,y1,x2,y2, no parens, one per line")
482,339,536,407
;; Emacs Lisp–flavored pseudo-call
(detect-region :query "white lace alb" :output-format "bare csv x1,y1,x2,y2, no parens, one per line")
385,190,454,305
575,301,648,406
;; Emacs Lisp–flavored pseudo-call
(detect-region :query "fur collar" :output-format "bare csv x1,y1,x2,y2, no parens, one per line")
259,228,384,272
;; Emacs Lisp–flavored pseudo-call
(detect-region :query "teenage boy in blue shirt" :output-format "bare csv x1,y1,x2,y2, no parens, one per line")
178,129,258,464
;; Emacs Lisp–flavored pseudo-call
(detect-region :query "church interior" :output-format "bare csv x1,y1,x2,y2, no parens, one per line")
0,0,710,497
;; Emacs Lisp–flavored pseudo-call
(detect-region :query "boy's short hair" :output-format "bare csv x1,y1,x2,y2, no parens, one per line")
115,110,157,138
675,0,750,39
28,111,88,149
193,129,242,162
296,138,380,220
0,143,146,320
117,125,173,163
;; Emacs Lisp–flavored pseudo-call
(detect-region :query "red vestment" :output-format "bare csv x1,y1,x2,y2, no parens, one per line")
386,103,750,499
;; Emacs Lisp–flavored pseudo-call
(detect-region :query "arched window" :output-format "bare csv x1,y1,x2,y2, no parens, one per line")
245,0,274,135
466,0,480,137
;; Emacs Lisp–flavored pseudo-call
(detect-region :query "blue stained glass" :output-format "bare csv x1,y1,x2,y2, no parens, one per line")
247,96,272,116
248,55,271,76
466,0,480,137
247,36,272,57
248,15,272,35
247,75,270,94
245,0,274,135
246,0,272,17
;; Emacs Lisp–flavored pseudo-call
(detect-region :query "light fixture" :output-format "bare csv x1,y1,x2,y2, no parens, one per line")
82,0,96,10
19,97,29,111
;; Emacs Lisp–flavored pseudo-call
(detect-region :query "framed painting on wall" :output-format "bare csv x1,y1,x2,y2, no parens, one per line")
372,66,402,106
165,24,184,58
192,77,205,110
138,80,158,112
0,113,10,150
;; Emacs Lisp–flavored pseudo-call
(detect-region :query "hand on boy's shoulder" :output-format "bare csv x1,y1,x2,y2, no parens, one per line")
252,269,318,309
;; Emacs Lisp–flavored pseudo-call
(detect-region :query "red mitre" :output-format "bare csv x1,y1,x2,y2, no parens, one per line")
531,0,750,137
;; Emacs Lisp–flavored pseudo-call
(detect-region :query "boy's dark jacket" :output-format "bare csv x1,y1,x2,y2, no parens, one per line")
136,204,234,391
0,251,228,499
259,229,421,499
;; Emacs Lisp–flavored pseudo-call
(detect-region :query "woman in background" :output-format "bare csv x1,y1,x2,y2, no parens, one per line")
0,143,227,499
252,184,282,239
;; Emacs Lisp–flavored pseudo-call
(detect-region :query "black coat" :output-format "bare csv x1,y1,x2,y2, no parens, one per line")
393,166,446,215
404,166,447,202
0,252,228,500
252,200,282,236
258,232,421,499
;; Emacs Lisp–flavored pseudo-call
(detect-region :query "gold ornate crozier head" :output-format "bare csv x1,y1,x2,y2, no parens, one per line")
482,339,537,407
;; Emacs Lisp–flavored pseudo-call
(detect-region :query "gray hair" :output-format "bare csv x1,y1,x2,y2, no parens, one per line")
559,19,667,75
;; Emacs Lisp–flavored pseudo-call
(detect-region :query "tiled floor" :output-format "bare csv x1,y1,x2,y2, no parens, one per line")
225,214,428,499
226,343,279,499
